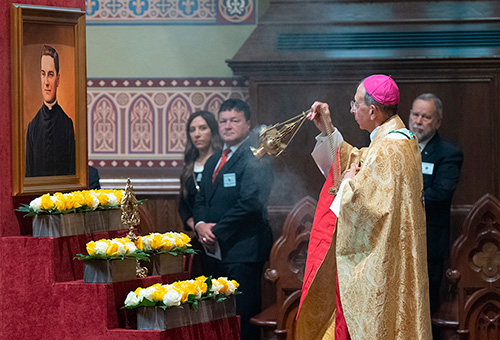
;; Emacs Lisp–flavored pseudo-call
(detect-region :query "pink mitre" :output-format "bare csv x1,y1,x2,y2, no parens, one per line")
363,74,400,105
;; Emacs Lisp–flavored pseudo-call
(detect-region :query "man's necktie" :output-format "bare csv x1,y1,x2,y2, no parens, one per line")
212,148,231,183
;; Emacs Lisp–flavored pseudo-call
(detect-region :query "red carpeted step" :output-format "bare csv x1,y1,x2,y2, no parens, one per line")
0,235,196,339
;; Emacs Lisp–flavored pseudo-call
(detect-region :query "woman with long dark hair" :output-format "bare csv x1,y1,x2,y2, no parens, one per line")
179,110,221,238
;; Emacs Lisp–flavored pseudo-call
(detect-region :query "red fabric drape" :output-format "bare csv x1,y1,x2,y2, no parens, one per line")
297,151,350,339
0,234,239,339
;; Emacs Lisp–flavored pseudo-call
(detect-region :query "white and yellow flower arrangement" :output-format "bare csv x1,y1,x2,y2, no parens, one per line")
74,237,149,261
17,189,124,216
123,276,239,311
74,231,195,262
138,232,196,257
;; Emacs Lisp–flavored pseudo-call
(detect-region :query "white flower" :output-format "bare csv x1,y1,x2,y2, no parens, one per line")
91,195,99,208
226,281,236,296
106,193,119,206
163,288,182,307
124,291,139,307
95,240,109,256
139,286,156,302
211,279,223,295
29,197,42,212
141,236,152,251
124,242,137,254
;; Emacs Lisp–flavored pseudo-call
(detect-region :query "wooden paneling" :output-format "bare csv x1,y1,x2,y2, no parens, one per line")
135,196,184,235
229,1,500,248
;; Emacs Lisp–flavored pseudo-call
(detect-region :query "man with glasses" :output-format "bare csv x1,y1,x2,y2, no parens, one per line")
409,93,463,338
297,75,431,340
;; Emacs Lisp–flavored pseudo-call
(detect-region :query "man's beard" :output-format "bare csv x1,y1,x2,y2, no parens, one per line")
412,127,431,143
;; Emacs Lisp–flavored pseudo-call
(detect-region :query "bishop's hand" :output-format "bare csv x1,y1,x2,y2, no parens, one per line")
307,101,335,136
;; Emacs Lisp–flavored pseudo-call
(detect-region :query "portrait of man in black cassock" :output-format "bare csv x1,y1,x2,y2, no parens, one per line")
25,44,76,177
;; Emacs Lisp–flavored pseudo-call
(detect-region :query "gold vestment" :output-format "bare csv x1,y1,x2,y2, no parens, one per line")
297,115,431,340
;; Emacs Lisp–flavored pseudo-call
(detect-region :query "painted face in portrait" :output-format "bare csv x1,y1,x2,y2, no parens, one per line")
40,55,59,104
189,116,212,152
409,99,442,143
218,109,250,147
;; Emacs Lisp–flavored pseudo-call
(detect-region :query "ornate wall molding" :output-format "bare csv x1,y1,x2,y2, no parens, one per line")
85,0,256,24
87,77,248,170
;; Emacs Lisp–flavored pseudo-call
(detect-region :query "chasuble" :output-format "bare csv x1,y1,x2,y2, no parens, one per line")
297,115,431,340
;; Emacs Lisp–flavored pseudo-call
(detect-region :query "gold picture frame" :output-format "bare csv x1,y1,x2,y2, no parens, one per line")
11,4,87,196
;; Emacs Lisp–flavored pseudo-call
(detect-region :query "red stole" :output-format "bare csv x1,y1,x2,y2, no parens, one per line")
297,152,350,339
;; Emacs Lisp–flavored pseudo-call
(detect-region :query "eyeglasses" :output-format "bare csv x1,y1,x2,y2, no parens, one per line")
350,100,361,111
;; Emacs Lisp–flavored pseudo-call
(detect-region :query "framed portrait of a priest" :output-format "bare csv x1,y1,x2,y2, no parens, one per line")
11,4,87,196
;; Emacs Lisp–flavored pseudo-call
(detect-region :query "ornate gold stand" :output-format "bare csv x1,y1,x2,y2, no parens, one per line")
122,178,148,278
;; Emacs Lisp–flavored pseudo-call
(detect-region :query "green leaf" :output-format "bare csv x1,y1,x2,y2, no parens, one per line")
140,298,156,307
190,299,199,311
216,294,227,302
74,249,151,261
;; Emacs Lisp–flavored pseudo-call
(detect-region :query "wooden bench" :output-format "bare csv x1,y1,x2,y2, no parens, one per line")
251,196,317,340
433,193,500,339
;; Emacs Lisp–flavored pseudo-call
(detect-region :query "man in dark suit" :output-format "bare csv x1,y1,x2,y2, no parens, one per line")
409,93,463,322
194,99,274,340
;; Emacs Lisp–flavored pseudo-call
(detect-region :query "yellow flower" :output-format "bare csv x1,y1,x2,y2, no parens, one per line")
115,190,124,203
151,234,164,250
54,198,65,211
96,192,109,206
53,193,64,210
173,235,182,247
106,243,119,256
231,280,239,289
180,232,191,246
40,194,55,210
161,237,174,250
72,192,85,207
216,278,230,294
65,194,80,209
135,237,143,250
82,191,95,207
172,282,197,302
134,287,142,297
152,285,168,301
194,280,207,295
86,241,96,255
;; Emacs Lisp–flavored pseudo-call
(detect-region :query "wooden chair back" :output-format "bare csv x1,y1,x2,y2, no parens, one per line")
252,195,316,339
445,193,500,340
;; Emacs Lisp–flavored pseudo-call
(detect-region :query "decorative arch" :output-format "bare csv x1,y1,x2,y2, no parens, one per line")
204,93,225,118
129,95,155,154
91,94,117,153
167,94,191,153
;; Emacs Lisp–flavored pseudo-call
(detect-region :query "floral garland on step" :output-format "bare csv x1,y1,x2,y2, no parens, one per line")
123,276,239,311
138,232,196,256
16,189,124,216
73,232,194,261
74,237,149,261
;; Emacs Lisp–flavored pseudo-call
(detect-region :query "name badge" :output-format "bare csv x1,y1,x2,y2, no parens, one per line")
422,162,434,175
223,173,236,187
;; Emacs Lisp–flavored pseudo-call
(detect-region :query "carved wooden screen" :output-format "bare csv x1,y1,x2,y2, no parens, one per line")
264,195,317,339
448,194,500,339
